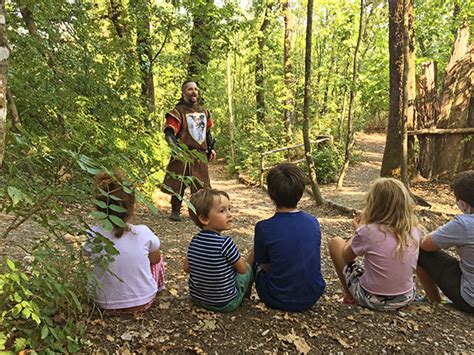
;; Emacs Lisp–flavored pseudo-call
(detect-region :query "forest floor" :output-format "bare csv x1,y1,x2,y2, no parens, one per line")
3,133,473,353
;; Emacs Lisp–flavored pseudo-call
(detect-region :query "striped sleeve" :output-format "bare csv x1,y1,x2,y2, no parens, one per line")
221,237,240,265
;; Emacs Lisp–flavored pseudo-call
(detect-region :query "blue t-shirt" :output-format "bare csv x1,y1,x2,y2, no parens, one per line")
254,211,326,311
187,230,241,306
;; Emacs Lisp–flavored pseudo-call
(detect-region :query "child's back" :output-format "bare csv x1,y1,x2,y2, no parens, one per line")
351,224,420,296
86,224,163,310
254,210,325,312
187,230,241,306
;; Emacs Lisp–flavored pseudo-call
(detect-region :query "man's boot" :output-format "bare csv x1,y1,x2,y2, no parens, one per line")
170,196,182,222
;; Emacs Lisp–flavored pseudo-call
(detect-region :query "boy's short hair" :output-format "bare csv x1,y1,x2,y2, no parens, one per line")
452,170,474,207
188,188,230,228
267,163,306,208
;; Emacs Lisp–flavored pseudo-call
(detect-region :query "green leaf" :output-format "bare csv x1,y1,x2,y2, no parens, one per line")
7,186,23,206
41,325,50,339
109,215,126,228
91,211,108,220
122,185,133,194
14,337,27,352
101,219,114,232
183,198,196,215
109,204,127,213
68,290,82,312
92,199,107,209
145,200,158,215
98,187,122,201
6,258,16,271
21,307,31,319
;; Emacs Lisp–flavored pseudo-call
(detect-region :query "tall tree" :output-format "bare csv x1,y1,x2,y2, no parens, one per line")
188,0,215,85
282,0,295,141
255,2,272,122
381,0,415,179
336,0,366,189
303,0,324,205
0,0,8,167
130,0,155,126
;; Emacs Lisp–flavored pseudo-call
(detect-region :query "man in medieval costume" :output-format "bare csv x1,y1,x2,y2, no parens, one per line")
162,80,216,221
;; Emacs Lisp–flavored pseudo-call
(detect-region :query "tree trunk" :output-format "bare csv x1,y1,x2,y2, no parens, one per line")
0,0,8,168
416,61,438,178
431,23,472,178
381,0,405,177
282,0,295,142
336,0,365,190
303,0,324,206
131,0,155,126
188,0,215,86
400,0,416,185
255,4,271,123
226,53,236,161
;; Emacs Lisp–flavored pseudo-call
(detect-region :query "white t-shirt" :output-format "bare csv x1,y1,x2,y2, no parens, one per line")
432,214,474,306
84,224,161,309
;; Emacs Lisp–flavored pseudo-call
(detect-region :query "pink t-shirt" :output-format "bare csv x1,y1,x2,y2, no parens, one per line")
350,224,421,296
84,224,161,309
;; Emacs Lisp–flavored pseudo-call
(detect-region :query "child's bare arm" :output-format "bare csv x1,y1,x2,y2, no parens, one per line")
421,234,441,252
149,249,161,264
234,256,248,274
183,256,190,273
342,240,357,263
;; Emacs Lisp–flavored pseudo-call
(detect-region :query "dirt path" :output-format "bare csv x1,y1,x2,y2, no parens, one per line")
83,137,473,353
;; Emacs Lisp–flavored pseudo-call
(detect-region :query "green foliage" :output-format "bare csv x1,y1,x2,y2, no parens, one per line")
312,145,344,184
0,238,91,353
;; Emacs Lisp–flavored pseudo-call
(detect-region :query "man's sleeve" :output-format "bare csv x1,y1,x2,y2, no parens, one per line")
431,216,467,248
206,109,213,130
165,109,181,134
254,223,270,263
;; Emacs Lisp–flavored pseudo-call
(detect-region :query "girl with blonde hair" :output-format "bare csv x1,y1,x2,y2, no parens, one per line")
329,177,421,311
84,170,165,313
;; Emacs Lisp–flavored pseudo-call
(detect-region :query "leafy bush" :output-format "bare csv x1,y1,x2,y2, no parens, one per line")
0,239,89,353
312,145,344,184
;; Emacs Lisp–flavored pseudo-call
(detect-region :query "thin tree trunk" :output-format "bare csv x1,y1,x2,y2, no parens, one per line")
255,4,271,123
336,0,365,190
282,0,295,142
226,53,236,161
0,0,8,167
188,0,214,86
303,0,324,206
381,0,405,177
130,0,155,127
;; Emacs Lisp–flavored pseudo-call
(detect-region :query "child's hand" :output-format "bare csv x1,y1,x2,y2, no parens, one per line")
352,211,363,230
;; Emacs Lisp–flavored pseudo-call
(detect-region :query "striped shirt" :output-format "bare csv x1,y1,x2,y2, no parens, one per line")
187,230,241,306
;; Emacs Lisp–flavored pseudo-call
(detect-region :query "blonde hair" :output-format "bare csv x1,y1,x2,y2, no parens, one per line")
362,178,418,257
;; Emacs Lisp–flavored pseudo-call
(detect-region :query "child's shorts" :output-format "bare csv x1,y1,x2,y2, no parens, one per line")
418,249,474,313
343,260,415,311
193,262,253,313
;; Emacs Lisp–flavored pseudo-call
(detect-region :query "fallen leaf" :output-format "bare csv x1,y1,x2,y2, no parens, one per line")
276,329,311,354
262,329,270,336
120,331,136,341
169,288,179,297
159,301,171,310
106,335,114,342
332,335,351,349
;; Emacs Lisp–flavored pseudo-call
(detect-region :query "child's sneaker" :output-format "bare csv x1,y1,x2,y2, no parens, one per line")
342,295,357,305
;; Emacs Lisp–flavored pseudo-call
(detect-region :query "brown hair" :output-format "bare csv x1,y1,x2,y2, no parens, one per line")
188,189,229,228
452,170,474,207
267,163,306,208
94,169,135,238
362,178,418,258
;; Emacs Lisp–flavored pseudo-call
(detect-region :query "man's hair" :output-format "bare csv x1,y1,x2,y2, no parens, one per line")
188,189,230,228
452,170,474,207
181,80,196,92
267,163,306,208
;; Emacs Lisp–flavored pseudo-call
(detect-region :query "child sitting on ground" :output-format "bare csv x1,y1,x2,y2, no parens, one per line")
329,177,421,311
249,163,326,312
416,170,474,314
84,170,165,313
184,188,252,312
